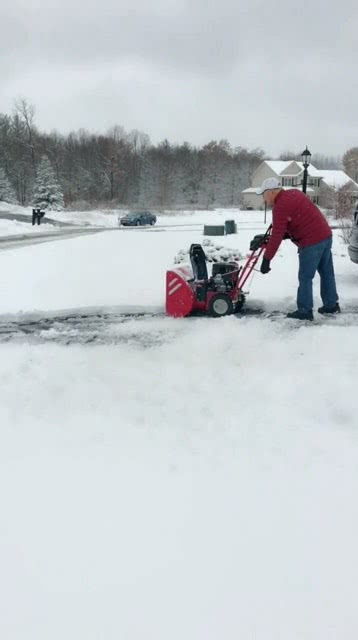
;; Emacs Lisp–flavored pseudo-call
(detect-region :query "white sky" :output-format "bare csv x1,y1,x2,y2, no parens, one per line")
1,0,358,156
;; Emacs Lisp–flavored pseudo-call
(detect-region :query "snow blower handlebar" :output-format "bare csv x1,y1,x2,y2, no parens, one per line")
249,225,272,251
237,224,272,290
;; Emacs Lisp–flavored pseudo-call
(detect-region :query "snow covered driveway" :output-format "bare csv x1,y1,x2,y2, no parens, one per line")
1,209,358,639
1,318,358,639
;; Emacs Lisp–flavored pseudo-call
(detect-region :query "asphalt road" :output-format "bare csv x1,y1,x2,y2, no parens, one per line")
0,226,105,251
0,209,112,250
0,211,77,227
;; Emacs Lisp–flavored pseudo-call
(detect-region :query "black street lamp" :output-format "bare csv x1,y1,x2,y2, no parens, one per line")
301,146,312,194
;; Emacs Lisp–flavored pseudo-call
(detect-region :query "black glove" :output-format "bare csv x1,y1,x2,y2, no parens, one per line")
260,258,271,274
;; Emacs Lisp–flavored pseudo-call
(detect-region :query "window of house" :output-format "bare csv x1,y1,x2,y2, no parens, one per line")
282,177,294,186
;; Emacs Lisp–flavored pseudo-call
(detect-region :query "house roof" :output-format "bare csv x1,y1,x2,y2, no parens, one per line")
318,170,358,190
265,160,319,177
265,161,296,174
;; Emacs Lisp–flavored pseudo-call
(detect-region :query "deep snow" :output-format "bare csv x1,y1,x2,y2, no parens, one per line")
1,206,358,640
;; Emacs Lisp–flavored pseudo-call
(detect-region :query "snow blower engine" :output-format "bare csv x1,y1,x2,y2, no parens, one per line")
166,225,272,318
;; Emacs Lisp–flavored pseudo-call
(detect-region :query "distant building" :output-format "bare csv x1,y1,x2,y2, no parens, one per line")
242,160,358,210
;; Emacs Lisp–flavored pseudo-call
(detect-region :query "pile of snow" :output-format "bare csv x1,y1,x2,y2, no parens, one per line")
174,238,243,265
0,202,33,216
48,208,121,228
0,201,123,228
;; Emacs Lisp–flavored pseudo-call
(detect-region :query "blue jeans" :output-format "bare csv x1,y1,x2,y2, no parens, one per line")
297,237,338,313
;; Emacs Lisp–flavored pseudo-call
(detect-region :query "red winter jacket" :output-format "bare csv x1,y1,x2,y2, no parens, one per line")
263,189,332,261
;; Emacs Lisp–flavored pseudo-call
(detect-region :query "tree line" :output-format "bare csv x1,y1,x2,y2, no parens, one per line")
0,99,356,210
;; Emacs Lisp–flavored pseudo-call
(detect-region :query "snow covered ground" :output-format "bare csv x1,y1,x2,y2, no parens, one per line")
0,217,61,236
0,202,118,234
1,206,358,639
0,200,268,233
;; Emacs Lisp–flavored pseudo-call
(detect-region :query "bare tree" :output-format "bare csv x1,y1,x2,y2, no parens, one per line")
13,98,37,173
327,185,353,244
278,150,301,161
343,147,358,183
311,154,342,169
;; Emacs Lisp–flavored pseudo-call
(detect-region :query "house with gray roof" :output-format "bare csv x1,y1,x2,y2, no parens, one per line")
242,160,358,210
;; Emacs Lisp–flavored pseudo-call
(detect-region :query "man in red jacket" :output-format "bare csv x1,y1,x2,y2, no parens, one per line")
256,177,340,320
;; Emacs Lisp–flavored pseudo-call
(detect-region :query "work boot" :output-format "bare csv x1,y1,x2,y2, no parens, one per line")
317,303,341,314
286,309,313,321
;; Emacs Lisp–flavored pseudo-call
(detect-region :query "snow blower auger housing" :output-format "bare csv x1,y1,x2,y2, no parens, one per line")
166,225,272,318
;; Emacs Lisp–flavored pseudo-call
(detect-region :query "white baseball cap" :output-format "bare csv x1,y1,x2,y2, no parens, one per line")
255,177,281,195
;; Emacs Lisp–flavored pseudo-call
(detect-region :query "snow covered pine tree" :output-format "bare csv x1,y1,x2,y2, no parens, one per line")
0,168,17,204
32,155,64,211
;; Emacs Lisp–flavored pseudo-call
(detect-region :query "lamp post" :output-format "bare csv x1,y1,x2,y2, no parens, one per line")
301,146,311,194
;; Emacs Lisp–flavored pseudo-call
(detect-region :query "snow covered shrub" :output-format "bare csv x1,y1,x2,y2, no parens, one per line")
174,239,242,265
334,187,354,244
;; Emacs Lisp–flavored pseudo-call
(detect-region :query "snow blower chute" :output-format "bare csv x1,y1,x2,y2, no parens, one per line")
166,225,272,318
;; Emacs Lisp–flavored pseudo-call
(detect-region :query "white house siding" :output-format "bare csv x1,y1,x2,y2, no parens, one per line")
279,161,302,176
251,163,278,186
241,191,264,209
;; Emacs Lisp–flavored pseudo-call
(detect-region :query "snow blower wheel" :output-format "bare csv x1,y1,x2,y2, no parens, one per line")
208,294,234,317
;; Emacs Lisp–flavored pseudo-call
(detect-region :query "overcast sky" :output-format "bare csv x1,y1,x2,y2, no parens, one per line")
1,0,357,157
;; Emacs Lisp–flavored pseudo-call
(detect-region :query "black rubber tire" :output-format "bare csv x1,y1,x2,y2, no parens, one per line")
208,294,234,317
136,220,141,226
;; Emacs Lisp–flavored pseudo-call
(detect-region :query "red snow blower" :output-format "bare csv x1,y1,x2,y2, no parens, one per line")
166,225,272,318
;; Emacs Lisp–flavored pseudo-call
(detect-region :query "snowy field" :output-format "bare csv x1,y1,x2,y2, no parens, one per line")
1,207,358,639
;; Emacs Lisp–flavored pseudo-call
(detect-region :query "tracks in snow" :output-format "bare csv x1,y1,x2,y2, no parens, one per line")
0,306,357,346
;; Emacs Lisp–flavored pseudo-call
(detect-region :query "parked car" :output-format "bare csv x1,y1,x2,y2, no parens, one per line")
119,211,157,226
348,201,358,264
